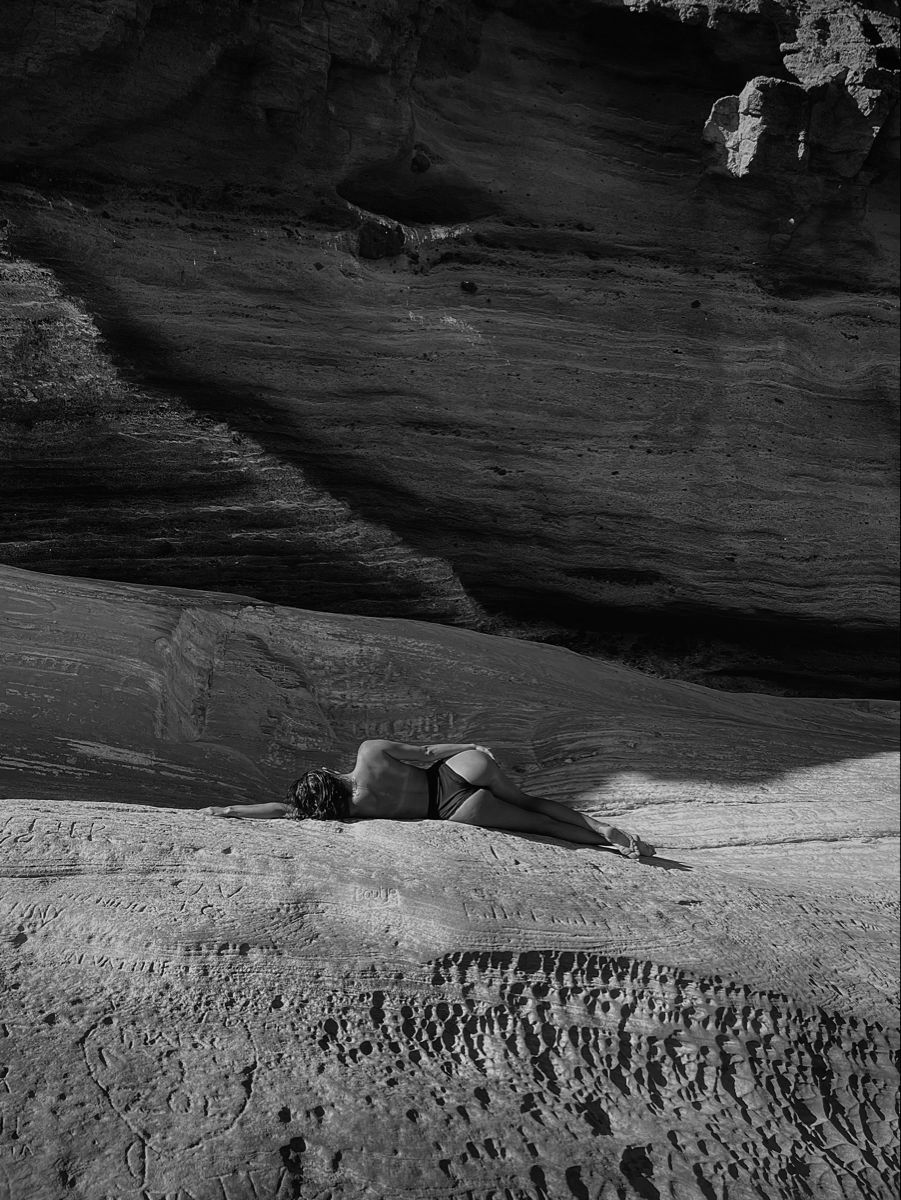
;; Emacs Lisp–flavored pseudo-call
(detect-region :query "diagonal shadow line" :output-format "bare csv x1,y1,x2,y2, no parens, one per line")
5,205,899,700
7,212,448,531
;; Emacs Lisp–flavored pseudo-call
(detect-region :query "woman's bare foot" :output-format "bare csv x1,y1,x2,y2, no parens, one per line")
618,833,656,860
594,821,656,859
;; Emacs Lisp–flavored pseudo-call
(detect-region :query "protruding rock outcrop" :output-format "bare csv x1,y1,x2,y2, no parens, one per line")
780,2,900,178
702,3,899,183
1,565,898,1198
704,77,813,177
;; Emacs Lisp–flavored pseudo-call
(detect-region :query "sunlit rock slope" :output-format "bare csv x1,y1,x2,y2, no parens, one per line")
1,564,898,1199
0,0,898,696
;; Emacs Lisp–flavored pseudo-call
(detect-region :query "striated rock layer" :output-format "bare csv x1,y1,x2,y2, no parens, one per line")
0,0,899,696
1,564,898,1198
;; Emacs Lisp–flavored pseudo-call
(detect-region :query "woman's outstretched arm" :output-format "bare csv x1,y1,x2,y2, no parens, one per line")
197,803,289,819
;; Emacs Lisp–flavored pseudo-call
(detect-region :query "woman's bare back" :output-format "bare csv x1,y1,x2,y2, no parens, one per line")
350,742,431,819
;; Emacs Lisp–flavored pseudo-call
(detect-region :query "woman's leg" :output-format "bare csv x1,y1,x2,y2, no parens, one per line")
446,788,616,847
444,750,655,858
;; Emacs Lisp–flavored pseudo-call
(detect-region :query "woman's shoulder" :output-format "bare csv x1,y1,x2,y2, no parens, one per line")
356,738,401,757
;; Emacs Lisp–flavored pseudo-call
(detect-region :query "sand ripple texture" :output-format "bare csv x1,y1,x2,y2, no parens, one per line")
1,564,898,1200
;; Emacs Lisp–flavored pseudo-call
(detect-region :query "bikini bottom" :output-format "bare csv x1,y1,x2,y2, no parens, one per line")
426,760,480,820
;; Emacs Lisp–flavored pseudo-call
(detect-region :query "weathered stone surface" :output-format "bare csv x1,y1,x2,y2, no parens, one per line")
1,564,898,1198
780,2,900,177
704,76,813,177
1,177,897,694
1,1,897,193
1,5,898,1192
702,3,900,182
0,0,898,697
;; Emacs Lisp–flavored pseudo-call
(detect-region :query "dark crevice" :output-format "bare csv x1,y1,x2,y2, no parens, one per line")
335,166,498,224
510,2,793,93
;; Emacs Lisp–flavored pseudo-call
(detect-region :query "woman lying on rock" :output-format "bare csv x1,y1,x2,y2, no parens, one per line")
200,740,656,860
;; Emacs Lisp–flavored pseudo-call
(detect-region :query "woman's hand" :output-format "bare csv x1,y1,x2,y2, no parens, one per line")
196,805,235,818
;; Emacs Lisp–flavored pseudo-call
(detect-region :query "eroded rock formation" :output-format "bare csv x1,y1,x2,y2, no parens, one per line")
1,564,898,1198
703,2,899,182
1,1,897,197
2,4,898,1194
0,0,898,696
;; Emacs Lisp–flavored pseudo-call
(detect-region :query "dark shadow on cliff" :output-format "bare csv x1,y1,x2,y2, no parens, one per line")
4,204,898,699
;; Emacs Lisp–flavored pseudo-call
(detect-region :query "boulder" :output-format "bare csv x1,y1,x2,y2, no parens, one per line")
704,77,811,177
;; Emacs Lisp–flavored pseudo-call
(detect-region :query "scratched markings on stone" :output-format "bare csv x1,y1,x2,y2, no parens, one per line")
3,802,898,1200
82,1018,258,1157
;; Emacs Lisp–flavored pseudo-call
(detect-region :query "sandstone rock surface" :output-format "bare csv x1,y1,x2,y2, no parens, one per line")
2,6,899,1193
1,1,897,195
1,564,898,1198
1,180,897,694
0,1,898,695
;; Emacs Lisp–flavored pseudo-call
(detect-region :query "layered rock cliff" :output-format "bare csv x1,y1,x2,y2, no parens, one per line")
1,564,898,1199
0,0,898,695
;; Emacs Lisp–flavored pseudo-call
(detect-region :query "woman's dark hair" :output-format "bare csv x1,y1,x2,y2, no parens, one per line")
285,770,351,821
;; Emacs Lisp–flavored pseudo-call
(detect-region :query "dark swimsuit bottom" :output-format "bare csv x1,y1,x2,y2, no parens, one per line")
426,759,480,820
